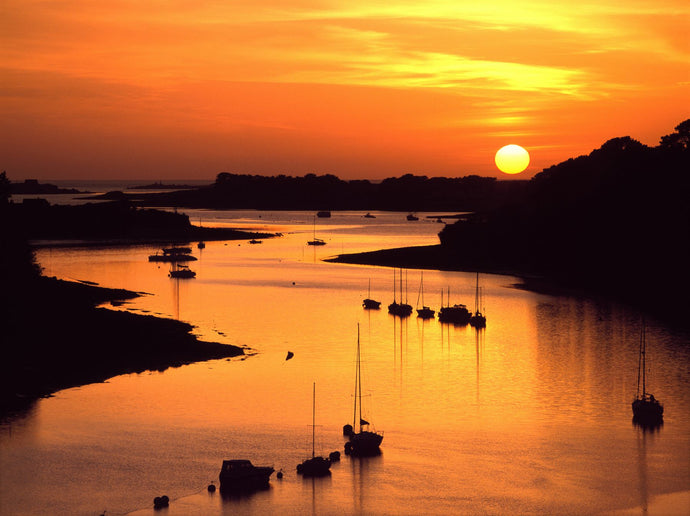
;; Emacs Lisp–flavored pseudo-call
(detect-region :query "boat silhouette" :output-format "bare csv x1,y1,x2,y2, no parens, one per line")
297,383,331,477
218,459,274,493
363,279,381,309
469,272,486,328
388,269,412,317
416,271,435,319
344,325,383,456
169,263,196,278
632,322,663,425
438,287,470,325
307,217,326,246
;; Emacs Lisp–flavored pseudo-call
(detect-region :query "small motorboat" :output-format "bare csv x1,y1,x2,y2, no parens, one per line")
218,460,274,492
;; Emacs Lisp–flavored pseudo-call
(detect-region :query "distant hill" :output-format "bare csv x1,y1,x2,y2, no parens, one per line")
9,178,86,195
133,172,527,212
439,120,690,323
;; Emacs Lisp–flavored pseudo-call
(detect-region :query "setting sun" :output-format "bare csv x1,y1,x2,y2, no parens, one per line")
495,144,530,174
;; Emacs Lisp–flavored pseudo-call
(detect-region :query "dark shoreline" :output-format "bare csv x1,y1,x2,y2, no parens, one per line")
327,245,688,329
0,276,244,418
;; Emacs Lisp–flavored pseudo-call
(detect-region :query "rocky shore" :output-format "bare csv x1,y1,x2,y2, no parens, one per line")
0,276,244,417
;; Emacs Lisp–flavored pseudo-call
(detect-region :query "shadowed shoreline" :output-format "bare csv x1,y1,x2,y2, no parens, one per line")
0,276,244,418
326,244,690,328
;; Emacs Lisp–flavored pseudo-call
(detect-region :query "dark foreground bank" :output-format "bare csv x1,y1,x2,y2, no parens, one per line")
0,276,244,416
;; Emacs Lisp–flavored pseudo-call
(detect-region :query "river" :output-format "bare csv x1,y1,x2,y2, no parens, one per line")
1,209,689,515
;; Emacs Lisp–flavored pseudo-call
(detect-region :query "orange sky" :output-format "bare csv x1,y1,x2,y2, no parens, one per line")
2,0,688,180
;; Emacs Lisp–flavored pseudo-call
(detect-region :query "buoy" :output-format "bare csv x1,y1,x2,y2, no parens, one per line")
277,470,283,479
329,451,341,462
207,483,216,492
344,442,353,455
343,424,353,436
286,351,294,361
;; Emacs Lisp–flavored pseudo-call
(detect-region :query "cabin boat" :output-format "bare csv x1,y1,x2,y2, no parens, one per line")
218,460,274,492
148,247,197,262
169,263,196,278
363,279,381,309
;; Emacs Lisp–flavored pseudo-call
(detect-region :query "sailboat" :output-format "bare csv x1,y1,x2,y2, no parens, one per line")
416,271,435,319
388,269,412,317
469,272,486,328
343,325,383,456
296,383,331,477
307,217,326,246
632,323,663,424
438,287,470,324
362,279,381,309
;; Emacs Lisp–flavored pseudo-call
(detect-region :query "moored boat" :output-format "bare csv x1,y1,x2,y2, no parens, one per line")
438,288,470,325
169,263,196,278
307,217,327,246
363,279,381,309
148,247,197,262
218,460,274,492
632,323,663,425
344,325,383,456
297,383,331,477
416,271,435,319
388,269,412,317
469,272,486,328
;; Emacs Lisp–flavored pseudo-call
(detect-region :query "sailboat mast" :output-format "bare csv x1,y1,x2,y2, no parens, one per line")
399,269,404,304
353,327,359,429
356,325,363,431
393,269,397,303
474,272,479,313
641,324,647,396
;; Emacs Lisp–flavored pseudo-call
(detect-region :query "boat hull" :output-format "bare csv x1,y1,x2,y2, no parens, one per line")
439,305,470,324
388,302,412,317
346,430,383,456
297,456,331,477
218,460,274,492
632,397,664,423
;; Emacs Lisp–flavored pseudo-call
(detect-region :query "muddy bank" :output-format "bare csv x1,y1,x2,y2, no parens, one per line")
0,276,244,416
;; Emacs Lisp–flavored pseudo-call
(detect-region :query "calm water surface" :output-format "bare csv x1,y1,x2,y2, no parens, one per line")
2,210,689,516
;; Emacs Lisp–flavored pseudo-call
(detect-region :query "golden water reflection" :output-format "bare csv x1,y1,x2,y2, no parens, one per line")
2,211,688,515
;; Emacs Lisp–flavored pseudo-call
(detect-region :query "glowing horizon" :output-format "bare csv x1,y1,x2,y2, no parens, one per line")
1,0,688,180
